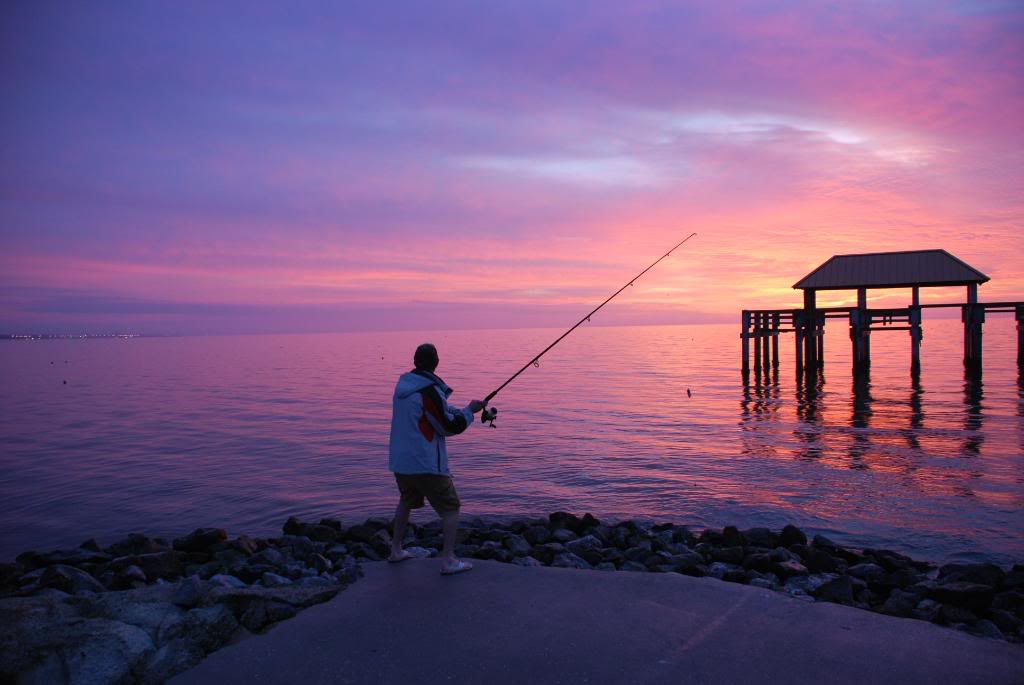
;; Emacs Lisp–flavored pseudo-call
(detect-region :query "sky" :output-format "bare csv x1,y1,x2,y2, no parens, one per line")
2,1,1022,335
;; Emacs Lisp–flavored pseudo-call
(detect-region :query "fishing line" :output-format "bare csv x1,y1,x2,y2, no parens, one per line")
480,232,697,426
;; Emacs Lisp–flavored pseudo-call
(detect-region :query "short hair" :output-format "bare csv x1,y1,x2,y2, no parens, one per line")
413,343,439,371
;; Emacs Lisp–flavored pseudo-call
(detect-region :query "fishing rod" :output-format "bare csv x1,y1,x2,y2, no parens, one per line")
479,232,697,427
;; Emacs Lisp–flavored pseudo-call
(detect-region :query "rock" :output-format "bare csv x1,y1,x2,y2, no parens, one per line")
1000,565,1024,590
308,554,333,573
297,576,335,588
721,526,745,547
880,589,919,617
749,578,775,590
779,524,807,548
548,511,582,532
620,561,648,572
283,516,305,536
210,574,247,588
669,552,707,577
173,528,228,553
967,619,1004,640
403,547,434,559
511,556,542,567
503,534,532,557
564,535,603,555
332,558,362,584
985,608,1024,635
623,542,653,562
344,524,376,543
261,572,293,588
710,546,745,564
108,551,185,582
941,604,979,624
319,517,343,531
112,565,148,590
991,590,1024,613
594,562,616,571
172,576,209,608
249,547,286,567
864,548,919,572
814,576,854,605
106,533,167,558
743,528,776,548
39,564,106,595
811,534,839,552
707,562,745,582
742,552,774,573
523,526,550,545
938,562,1004,588
550,553,591,570
279,535,317,560
912,598,942,622
303,525,341,543
803,548,840,573
932,581,995,611
847,563,886,584
550,528,577,544
772,560,808,579
369,530,392,557
228,535,260,557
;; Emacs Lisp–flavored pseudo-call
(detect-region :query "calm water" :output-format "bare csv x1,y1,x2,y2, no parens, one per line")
1,319,1022,565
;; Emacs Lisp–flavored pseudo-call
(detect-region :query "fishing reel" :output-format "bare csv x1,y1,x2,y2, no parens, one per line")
481,406,498,428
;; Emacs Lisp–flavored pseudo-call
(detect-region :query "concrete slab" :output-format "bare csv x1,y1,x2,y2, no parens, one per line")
172,560,1024,685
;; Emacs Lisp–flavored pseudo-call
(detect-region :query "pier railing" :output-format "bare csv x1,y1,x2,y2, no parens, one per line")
741,302,1024,378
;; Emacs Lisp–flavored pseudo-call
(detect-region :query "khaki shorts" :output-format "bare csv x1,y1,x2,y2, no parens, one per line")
394,473,461,514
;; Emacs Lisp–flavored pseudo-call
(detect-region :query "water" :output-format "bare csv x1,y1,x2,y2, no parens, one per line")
1,319,1022,565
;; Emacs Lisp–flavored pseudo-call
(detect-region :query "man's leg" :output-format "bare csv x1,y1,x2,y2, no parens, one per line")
391,501,412,559
440,510,472,573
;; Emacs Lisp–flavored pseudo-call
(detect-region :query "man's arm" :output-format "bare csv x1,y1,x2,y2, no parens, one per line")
420,386,474,436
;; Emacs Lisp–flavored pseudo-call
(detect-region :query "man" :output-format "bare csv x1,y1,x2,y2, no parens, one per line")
388,343,484,575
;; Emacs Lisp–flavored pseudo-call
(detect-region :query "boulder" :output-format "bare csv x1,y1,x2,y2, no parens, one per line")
172,576,210,608
620,561,648,572
803,548,840,573
669,552,707,577
511,556,542,568
503,534,532,557
564,535,603,555
595,562,617,571
967,619,1004,641
743,528,776,548
209,574,247,589
261,572,293,588
173,528,228,554
108,551,185,582
106,533,167,558
529,543,565,565
814,576,854,605
710,546,745,564
550,553,591,570
932,581,995,611
772,560,808,579
941,604,979,624
522,526,551,545
880,589,919,617
550,528,578,544
249,547,286,568
912,598,942,622
111,565,148,590
937,563,1004,588
39,564,106,595
721,526,745,547
847,563,886,584
308,554,333,573
779,524,807,548
344,524,377,543
548,511,582,533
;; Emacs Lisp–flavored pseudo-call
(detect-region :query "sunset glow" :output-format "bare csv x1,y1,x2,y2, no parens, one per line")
2,1,1022,334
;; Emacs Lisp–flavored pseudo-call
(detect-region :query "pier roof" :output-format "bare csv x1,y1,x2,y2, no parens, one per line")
793,249,989,290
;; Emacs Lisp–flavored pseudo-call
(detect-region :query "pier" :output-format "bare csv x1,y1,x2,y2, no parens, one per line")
740,250,1023,380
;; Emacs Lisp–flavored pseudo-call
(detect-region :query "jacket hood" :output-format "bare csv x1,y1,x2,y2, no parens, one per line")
394,369,453,399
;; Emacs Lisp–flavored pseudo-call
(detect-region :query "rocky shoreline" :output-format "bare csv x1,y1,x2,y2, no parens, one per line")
2,513,1022,683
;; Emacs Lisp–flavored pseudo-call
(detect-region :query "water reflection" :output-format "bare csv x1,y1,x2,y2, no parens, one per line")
963,371,985,456
848,374,873,469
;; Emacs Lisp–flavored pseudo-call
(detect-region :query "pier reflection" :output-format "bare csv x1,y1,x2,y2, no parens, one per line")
740,365,995,469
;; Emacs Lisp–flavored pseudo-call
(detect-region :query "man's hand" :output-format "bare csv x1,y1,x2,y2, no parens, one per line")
468,400,485,413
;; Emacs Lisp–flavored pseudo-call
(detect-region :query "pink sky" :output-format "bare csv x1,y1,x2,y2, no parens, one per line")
1,1,1022,334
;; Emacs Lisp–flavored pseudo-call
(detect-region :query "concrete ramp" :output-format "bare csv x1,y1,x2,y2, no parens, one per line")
173,559,1024,685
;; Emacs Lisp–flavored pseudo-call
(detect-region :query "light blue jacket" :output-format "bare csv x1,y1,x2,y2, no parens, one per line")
388,370,474,475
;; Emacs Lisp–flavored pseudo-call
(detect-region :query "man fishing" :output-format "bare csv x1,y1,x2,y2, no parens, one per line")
388,343,484,575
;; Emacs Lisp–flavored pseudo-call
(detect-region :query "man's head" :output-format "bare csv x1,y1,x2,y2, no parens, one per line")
413,343,439,372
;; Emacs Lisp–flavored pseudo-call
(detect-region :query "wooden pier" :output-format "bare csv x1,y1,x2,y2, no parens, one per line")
740,250,1023,380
